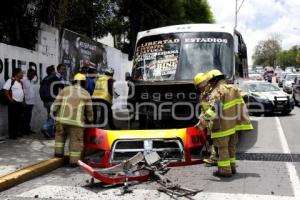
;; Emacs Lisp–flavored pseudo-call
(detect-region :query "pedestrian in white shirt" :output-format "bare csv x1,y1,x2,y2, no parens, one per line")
3,68,24,139
22,68,37,135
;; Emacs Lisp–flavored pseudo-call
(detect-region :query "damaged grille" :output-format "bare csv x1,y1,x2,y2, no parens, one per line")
110,139,184,163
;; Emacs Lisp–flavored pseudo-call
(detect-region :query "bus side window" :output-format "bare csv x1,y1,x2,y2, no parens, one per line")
234,32,248,78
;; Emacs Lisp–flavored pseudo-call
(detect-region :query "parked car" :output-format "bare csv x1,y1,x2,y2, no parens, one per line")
240,81,294,115
292,76,300,106
248,73,264,81
283,74,300,94
278,72,290,87
286,66,296,73
255,66,264,73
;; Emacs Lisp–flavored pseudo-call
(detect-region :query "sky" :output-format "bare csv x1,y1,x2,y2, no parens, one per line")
208,0,300,65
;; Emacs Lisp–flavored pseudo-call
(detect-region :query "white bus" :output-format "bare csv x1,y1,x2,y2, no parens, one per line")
126,24,248,128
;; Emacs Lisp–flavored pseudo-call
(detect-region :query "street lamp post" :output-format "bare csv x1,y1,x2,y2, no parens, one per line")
235,0,245,29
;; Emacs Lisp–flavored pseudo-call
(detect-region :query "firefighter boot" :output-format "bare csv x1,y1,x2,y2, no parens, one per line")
213,168,233,178
203,158,218,166
204,145,218,167
68,126,84,165
231,163,237,174
213,142,232,178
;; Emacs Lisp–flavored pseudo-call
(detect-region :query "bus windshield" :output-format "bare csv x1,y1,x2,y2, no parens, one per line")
132,32,234,81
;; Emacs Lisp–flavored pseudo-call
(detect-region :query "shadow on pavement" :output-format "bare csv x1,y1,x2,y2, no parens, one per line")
208,172,261,182
237,120,258,153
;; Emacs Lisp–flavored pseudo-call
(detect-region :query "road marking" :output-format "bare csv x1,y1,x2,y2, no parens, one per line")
275,117,300,198
275,117,290,154
286,162,300,198
18,185,296,200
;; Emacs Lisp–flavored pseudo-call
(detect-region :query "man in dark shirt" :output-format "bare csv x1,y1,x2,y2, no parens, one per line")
41,64,66,138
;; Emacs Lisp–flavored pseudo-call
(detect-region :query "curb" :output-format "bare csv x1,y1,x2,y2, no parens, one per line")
0,156,67,192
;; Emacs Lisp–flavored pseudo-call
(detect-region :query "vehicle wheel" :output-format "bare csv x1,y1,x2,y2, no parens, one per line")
282,110,292,115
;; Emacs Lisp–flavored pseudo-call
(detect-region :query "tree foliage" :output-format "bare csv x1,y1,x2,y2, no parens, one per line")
0,0,215,56
277,45,300,67
0,0,40,50
252,36,282,66
116,0,215,58
37,0,117,38
0,0,118,49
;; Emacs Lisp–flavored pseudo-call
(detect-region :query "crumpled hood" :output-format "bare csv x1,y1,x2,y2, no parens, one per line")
251,91,289,101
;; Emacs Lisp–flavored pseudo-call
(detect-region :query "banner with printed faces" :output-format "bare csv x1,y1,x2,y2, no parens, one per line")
60,29,108,80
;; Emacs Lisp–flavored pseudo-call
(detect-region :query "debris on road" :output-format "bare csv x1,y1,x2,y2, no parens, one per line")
79,152,202,198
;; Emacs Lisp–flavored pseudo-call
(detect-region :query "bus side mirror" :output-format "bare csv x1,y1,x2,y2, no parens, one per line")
240,44,247,59
125,72,132,81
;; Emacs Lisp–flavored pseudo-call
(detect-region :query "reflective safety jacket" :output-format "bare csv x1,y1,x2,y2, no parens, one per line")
92,75,113,104
199,90,213,134
51,85,94,127
200,80,253,139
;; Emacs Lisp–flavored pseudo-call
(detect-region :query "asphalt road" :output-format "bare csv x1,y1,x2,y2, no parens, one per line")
1,106,300,200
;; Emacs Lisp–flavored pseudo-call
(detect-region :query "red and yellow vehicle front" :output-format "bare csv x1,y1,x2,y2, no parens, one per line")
83,127,206,168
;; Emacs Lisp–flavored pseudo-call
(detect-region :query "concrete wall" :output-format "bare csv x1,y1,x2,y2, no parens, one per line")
0,24,60,138
105,46,132,111
0,24,132,139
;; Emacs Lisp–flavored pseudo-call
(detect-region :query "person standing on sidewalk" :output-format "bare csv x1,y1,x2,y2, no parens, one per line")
22,68,37,135
40,64,66,138
3,68,24,139
40,66,55,138
52,73,93,167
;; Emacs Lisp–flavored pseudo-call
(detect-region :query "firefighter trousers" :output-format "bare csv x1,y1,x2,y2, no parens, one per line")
54,122,84,164
213,133,238,175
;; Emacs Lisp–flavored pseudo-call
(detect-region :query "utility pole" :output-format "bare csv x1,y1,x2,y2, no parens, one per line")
235,0,238,29
235,0,245,29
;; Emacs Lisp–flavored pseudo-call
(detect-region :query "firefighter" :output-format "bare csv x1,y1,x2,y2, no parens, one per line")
92,68,115,129
52,73,94,167
194,73,218,167
195,69,253,177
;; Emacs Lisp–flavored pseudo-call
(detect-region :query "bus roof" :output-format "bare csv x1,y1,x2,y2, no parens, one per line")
137,24,234,41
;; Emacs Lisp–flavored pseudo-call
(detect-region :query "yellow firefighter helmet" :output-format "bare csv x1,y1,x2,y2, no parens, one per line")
194,73,207,87
74,73,86,81
205,69,223,81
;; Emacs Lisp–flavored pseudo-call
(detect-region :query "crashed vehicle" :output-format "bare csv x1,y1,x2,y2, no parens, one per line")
79,24,249,183
126,24,249,129
80,127,207,184
83,127,206,168
240,81,294,115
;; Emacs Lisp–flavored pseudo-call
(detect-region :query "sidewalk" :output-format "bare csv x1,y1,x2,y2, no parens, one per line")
0,134,54,176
